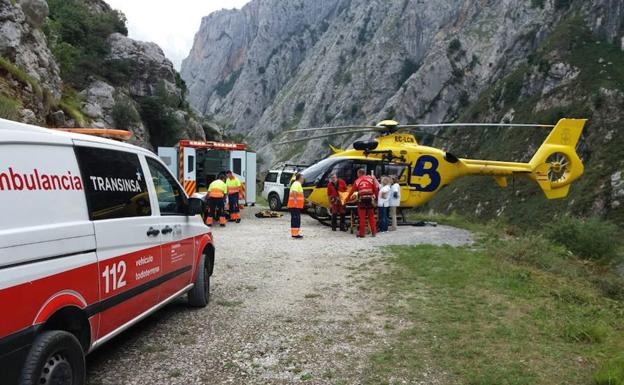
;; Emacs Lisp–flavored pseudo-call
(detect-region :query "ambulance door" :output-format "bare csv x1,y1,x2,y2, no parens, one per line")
74,144,162,339
230,151,246,180
231,150,246,204
144,157,196,301
245,152,256,204
157,147,178,177
182,147,196,196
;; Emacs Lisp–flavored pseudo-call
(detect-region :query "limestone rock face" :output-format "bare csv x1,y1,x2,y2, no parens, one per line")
0,0,61,118
181,0,570,166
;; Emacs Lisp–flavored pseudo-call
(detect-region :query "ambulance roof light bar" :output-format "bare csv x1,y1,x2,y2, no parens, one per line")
52,128,133,141
179,139,247,151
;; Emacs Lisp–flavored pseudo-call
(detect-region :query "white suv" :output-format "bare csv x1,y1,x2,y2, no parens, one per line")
261,165,307,210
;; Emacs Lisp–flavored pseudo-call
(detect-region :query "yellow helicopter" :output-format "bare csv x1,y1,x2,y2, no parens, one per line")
278,118,586,216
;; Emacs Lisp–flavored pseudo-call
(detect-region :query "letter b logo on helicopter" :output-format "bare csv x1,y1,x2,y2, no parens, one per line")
412,155,441,192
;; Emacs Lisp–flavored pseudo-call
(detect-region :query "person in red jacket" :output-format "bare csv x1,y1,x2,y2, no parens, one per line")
346,168,378,238
327,173,347,231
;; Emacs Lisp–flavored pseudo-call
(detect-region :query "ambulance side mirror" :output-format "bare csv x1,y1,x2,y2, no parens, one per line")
187,198,204,216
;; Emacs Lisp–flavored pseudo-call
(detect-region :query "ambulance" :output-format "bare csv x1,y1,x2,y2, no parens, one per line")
0,120,215,385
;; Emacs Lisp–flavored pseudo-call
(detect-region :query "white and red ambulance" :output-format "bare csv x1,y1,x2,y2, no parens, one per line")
0,120,215,385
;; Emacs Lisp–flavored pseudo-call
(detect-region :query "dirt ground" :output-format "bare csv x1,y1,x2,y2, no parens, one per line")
86,207,471,385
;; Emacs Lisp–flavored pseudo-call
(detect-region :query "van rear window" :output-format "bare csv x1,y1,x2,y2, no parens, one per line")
75,147,151,220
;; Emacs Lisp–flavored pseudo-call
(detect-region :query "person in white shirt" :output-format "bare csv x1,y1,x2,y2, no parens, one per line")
389,175,401,231
377,176,391,232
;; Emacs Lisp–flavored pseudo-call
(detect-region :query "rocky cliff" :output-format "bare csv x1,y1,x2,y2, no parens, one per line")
0,0,205,149
182,0,624,226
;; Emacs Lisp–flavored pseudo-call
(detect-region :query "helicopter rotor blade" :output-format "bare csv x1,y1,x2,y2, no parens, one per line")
283,125,381,134
407,130,450,141
274,129,378,145
397,123,555,129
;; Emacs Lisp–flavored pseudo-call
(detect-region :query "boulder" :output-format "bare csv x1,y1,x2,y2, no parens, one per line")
49,110,65,127
107,33,179,98
81,80,116,122
19,0,48,28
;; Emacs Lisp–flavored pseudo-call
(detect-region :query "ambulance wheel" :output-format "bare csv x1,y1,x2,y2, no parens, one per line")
268,193,281,211
188,254,210,307
20,330,85,385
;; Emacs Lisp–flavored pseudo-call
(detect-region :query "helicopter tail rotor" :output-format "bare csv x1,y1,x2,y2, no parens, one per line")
529,118,586,199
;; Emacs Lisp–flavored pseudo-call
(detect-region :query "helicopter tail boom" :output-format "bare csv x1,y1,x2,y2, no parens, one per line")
528,118,586,199
458,118,585,199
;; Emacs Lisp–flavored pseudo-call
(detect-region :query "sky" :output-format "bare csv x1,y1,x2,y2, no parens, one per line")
104,0,251,70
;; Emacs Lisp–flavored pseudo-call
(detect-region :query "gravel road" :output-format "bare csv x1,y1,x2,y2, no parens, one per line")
86,207,471,385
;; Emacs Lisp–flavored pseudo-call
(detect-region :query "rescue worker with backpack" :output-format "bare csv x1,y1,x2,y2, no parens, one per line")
346,168,378,238
327,173,347,231
205,173,227,227
226,170,242,223
288,173,305,239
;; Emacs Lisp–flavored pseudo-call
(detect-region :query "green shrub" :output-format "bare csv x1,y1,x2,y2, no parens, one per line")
554,0,571,10
112,99,140,130
592,275,624,301
530,0,545,8
398,59,420,86
546,216,621,262
0,94,21,120
448,38,462,55
45,0,127,88
215,69,241,97
489,233,569,271
594,355,624,385
139,83,182,147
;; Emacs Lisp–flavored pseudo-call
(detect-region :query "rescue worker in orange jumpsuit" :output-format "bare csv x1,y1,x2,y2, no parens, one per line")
327,173,347,231
226,170,242,223
205,173,227,227
346,168,378,238
288,173,305,239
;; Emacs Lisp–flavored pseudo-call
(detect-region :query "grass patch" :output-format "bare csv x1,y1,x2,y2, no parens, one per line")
255,194,269,207
0,93,21,120
595,355,624,385
367,221,624,385
0,56,42,97
58,88,87,126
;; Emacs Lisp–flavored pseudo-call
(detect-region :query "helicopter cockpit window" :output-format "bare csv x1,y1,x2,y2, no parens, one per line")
319,160,357,186
301,158,340,187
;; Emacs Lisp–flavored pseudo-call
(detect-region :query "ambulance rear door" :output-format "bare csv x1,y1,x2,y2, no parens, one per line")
157,147,177,177
245,152,256,205
182,147,196,196
230,151,246,180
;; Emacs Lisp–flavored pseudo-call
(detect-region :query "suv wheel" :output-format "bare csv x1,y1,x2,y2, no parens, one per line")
268,194,282,211
20,330,85,385
188,253,210,307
